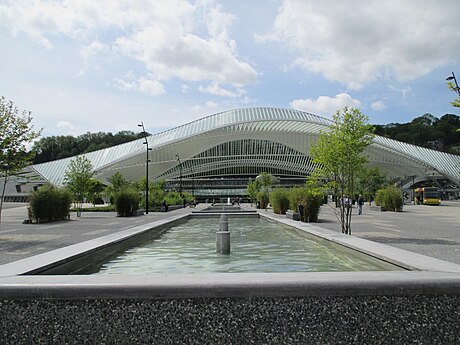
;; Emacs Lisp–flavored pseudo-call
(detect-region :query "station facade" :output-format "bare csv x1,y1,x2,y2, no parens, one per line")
5,107,460,201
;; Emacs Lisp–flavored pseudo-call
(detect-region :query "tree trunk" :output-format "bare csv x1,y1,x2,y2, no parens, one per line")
0,172,9,226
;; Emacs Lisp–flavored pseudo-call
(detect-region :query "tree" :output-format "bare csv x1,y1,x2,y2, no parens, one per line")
32,131,143,164
104,172,131,203
247,179,261,206
64,156,94,216
356,167,389,205
310,107,374,235
0,97,41,224
447,79,460,108
255,172,276,209
87,178,105,205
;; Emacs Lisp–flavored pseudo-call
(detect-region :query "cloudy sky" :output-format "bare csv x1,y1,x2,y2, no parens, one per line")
1,0,459,137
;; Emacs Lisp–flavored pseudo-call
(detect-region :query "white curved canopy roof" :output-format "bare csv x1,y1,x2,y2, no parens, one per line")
30,107,460,187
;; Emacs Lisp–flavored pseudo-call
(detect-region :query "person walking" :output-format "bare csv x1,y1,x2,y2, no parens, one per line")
357,194,364,215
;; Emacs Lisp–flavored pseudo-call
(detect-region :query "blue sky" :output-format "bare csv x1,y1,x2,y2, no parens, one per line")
1,0,459,137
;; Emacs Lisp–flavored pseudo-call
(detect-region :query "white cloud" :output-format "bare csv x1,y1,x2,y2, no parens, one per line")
114,76,165,96
56,120,77,132
262,0,460,89
389,85,412,98
0,0,257,90
198,83,245,98
371,100,386,111
80,41,107,59
290,93,361,116
138,78,165,96
206,101,218,108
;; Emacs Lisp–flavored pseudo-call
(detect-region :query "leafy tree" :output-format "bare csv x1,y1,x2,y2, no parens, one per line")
447,78,460,108
247,179,261,206
104,172,131,203
32,131,144,164
356,167,389,205
64,155,94,216
374,113,460,154
255,172,276,209
87,178,105,205
310,107,374,235
0,97,41,224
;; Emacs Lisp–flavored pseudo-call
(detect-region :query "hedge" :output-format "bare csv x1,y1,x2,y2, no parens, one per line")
29,187,72,223
269,188,290,214
375,186,403,212
114,188,141,217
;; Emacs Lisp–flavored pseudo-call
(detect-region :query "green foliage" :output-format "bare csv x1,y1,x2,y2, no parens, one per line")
147,180,166,209
32,131,143,164
64,156,94,216
310,107,374,234
256,190,270,209
247,179,261,205
357,167,389,202
87,178,105,204
447,80,460,108
254,172,276,208
104,172,131,203
288,186,323,222
29,187,72,223
165,191,182,206
1,97,41,223
374,113,460,154
256,172,275,187
269,188,290,214
114,188,140,217
164,191,192,206
375,186,403,212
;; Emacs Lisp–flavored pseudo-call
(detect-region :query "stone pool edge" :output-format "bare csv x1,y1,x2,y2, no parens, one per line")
258,211,460,274
0,211,460,300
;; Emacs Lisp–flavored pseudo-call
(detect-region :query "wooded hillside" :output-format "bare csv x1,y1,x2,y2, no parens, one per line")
30,113,460,165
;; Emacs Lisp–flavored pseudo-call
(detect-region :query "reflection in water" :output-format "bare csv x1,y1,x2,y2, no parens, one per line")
95,217,401,274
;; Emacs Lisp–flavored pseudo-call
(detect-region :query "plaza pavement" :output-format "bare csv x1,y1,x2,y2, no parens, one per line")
0,200,459,266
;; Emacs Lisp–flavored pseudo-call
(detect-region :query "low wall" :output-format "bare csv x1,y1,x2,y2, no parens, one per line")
2,212,460,343
2,294,459,344
1,272,460,344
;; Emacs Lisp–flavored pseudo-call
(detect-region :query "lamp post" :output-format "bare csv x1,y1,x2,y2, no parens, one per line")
175,154,182,196
138,122,152,214
446,72,460,96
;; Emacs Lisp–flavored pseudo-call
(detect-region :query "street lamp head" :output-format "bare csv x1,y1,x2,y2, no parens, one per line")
446,76,455,81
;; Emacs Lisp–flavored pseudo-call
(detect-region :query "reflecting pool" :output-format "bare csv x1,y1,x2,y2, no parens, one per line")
92,217,402,274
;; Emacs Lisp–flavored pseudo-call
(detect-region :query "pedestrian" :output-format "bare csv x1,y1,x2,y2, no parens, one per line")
357,194,364,215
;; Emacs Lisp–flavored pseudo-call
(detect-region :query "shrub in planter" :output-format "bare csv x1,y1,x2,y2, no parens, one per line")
304,189,323,222
256,190,270,209
114,188,140,217
29,187,72,223
269,188,290,214
288,187,323,222
375,186,403,212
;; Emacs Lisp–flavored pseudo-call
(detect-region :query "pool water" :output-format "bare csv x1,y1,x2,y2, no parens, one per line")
93,217,402,274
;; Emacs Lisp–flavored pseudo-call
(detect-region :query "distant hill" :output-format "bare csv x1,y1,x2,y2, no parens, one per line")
32,131,146,164
373,113,460,155
30,113,460,165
